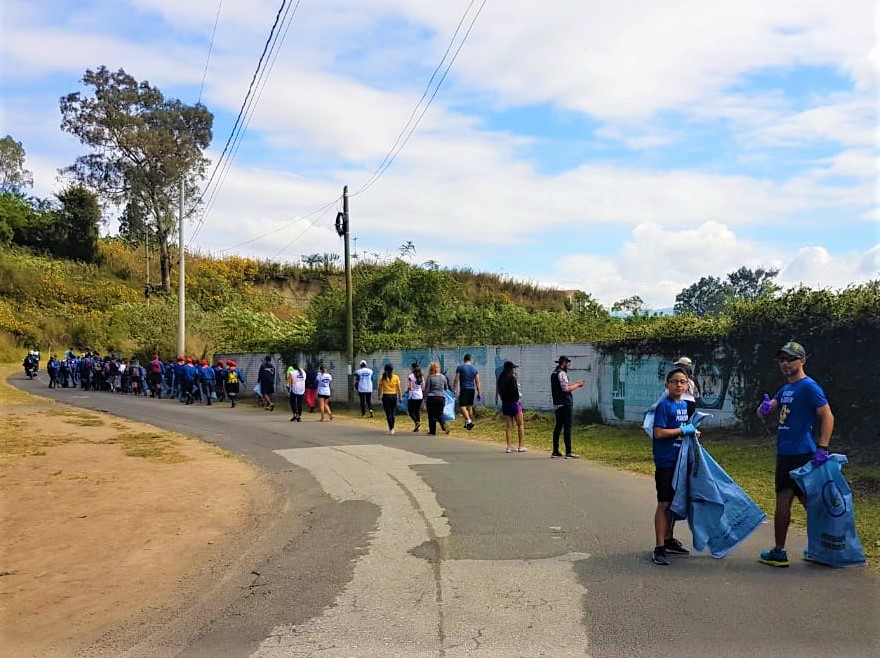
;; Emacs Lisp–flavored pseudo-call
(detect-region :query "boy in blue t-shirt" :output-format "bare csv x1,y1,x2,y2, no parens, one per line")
756,341,834,567
650,367,698,566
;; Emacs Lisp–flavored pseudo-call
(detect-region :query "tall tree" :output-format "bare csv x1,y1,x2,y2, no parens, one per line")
59,66,213,291
727,266,780,302
674,276,731,316
54,186,102,262
612,295,646,316
0,135,34,194
118,197,154,246
569,290,611,322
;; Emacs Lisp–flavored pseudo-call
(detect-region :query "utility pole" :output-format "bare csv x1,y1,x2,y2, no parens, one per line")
177,180,186,356
336,185,354,405
144,222,150,304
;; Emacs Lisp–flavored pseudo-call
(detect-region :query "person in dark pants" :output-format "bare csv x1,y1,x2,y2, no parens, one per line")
407,363,424,432
378,363,402,435
424,361,450,435
258,355,277,411
550,355,585,459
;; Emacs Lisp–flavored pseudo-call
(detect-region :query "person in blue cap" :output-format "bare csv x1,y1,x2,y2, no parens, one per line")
756,340,834,568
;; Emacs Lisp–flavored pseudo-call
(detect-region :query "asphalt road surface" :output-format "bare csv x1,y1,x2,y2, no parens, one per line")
14,374,880,658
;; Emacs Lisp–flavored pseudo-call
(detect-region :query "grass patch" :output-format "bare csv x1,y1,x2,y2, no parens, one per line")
97,432,188,463
0,363,48,406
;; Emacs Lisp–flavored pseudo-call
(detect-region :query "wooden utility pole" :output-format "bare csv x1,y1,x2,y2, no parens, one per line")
337,186,354,404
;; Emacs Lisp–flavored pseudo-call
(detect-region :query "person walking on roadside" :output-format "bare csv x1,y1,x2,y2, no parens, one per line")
756,340,834,568
550,355,586,459
407,363,424,432
355,359,375,418
425,361,451,436
316,364,334,421
225,360,246,408
378,363,403,435
199,359,215,405
497,361,526,454
148,354,164,398
305,362,319,413
258,355,277,411
287,362,306,422
453,354,482,430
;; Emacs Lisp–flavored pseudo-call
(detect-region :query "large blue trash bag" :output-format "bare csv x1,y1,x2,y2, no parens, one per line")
789,455,867,567
442,389,456,422
671,436,767,558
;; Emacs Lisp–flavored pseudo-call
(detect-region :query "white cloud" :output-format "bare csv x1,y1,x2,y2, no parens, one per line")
549,222,876,308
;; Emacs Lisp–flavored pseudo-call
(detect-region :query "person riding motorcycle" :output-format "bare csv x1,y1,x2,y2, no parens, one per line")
23,353,38,379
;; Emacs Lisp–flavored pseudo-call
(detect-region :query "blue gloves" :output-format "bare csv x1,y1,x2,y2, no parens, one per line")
757,393,773,418
679,423,697,437
813,448,830,466
476,394,482,403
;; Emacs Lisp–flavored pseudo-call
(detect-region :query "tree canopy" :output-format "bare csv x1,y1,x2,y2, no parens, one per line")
0,136,33,194
674,267,780,316
59,66,213,291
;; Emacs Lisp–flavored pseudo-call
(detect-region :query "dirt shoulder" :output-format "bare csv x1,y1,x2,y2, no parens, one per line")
0,367,269,658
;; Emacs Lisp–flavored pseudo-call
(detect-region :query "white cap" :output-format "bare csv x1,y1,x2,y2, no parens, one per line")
674,356,693,367
359,360,367,367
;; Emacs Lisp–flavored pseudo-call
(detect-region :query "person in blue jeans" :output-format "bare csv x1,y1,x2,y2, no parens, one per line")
651,367,696,566
756,341,834,568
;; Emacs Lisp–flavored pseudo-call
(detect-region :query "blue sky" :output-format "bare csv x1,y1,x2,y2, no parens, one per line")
1,0,878,307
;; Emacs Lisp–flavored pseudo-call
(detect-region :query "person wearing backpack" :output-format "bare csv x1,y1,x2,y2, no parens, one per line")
257,355,277,412
149,354,164,398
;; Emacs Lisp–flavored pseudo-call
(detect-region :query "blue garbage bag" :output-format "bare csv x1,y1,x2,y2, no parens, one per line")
789,455,867,567
253,382,262,397
397,391,409,413
671,436,767,558
442,389,455,422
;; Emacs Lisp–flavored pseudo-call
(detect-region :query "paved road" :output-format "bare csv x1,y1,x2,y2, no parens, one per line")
14,375,880,657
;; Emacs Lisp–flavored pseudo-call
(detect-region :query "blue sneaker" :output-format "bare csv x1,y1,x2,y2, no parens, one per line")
759,547,790,567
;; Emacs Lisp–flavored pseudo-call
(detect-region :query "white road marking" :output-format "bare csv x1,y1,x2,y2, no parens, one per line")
254,445,591,657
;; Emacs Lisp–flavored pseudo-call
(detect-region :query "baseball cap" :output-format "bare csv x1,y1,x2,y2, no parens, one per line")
778,341,807,360
359,360,367,367
555,355,571,364
674,357,693,368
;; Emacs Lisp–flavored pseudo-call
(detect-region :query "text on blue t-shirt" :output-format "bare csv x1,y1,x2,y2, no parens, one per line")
774,376,828,455
652,396,689,468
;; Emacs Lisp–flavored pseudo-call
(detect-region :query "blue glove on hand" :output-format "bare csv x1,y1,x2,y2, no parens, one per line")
476,394,482,403
757,393,773,417
679,423,696,437
813,448,830,466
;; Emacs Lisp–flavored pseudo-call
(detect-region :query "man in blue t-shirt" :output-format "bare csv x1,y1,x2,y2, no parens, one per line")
453,354,482,430
756,340,834,568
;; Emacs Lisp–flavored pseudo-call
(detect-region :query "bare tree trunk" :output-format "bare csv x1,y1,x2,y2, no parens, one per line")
157,225,172,292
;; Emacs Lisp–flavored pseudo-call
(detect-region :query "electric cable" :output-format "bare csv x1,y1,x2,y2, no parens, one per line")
197,0,224,104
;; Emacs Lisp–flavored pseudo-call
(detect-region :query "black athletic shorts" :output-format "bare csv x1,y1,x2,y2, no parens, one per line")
458,389,475,407
655,467,675,503
776,453,812,494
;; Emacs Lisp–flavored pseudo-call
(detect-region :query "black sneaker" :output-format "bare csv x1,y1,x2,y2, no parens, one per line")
465,422,474,431
565,453,580,459
652,547,670,566
664,538,690,555
551,453,564,458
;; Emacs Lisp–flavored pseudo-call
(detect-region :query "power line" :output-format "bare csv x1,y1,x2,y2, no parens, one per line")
190,0,302,246
197,0,224,105
352,0,488,197
198,0,489,261
188,0,298,246
214,196,340,255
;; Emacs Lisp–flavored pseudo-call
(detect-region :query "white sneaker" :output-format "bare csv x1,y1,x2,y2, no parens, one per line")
390,428,396,435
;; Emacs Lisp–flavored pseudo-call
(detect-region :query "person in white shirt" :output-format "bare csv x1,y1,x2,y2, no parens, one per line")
407,363,425,432
316,365,334,421
287,362,306,422
354,359,374,418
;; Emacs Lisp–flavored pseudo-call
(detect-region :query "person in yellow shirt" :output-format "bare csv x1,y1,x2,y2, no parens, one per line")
378,363,403,435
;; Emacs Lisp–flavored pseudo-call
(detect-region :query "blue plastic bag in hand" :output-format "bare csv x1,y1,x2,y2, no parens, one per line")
442,389,456,422
789,454,867,567
671,436,767,558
